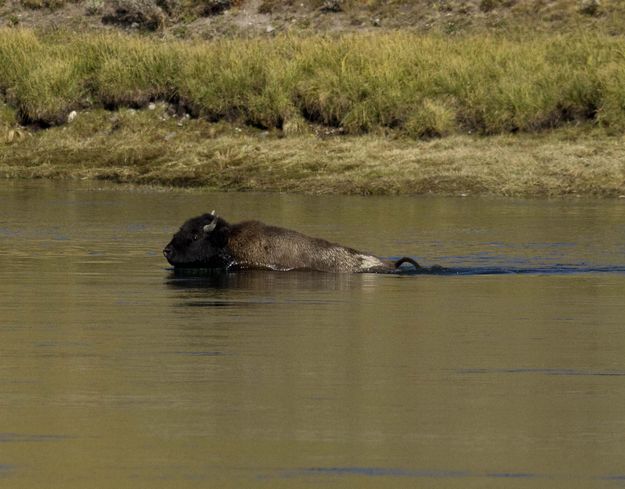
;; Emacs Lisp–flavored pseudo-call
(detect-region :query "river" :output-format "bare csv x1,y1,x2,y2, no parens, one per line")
1,181,625,488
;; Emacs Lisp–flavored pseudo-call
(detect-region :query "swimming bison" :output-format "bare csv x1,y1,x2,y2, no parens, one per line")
163,212,421,273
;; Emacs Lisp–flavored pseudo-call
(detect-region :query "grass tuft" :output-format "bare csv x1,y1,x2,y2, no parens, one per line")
90,37,180,107
1,28,625,135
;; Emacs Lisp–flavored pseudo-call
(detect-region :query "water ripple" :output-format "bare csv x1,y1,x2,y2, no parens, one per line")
458,368,625,377
268,466,545,481
268,466,625,484
396,265,625,276
0,433,73,443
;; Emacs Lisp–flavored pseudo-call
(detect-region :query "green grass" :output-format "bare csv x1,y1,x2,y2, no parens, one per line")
2,28,625,197
1,28,625,135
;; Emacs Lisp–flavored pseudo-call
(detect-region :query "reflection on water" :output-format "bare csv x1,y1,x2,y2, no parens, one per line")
167,268,362,291
459,368,625,376
1,181,625,489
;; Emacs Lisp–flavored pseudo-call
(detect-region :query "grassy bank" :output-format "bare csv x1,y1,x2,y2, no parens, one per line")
2,28,625,197
1,28,625,134
2,106,625,197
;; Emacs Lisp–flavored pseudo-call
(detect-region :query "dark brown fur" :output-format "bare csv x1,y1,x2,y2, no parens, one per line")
163,213,421,273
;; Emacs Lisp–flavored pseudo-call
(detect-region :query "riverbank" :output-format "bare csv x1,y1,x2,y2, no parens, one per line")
2,28,625,197
2,105,625,197
1,29,622,132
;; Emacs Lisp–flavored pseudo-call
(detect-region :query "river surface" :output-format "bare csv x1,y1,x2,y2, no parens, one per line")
1,180,625,489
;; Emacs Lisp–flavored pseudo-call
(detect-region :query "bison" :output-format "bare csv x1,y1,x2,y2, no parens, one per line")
163,211,422,273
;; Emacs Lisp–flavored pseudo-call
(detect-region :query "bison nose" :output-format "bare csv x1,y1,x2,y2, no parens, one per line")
163,246,173,259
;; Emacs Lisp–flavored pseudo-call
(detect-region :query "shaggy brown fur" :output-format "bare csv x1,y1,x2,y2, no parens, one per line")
163,213,421,273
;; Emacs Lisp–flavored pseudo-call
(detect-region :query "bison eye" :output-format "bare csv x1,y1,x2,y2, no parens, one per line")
192,234,199,241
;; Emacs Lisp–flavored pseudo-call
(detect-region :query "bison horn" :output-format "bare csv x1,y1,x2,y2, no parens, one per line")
210,210,216,215
203,220,217,233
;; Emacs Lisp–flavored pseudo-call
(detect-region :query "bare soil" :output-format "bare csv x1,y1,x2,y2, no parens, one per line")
0,0,620,39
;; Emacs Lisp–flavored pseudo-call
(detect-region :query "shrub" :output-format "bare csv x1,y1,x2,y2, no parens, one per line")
201,0,236,15
21,0,66,9
404,99,456,138
92,38,180,107
0,101,17,128
596,63,625,131
11,56,86,125
579,0,600,16
102,0,166,30
0,29,41,92
178,39,295,128
85,0,105,16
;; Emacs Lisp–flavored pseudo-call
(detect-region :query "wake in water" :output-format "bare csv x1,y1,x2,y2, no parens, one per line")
168,263,625,277
395,263,625,276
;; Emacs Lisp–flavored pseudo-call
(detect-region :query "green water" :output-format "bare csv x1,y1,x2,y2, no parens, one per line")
1,181,625,488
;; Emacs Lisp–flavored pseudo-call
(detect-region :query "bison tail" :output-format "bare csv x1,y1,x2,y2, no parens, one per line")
394,257,421,269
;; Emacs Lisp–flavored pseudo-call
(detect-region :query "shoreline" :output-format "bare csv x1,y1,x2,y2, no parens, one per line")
2,107,625,198
2,28,625,199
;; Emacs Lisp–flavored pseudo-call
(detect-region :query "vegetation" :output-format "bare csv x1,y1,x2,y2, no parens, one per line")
1,27,625,196
1,105,624,197
3,0,622,38
1,28,625,135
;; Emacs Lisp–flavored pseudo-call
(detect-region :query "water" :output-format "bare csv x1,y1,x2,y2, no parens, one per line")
1,180,625,489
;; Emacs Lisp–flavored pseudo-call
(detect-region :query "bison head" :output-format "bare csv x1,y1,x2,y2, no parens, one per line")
163,211,231,268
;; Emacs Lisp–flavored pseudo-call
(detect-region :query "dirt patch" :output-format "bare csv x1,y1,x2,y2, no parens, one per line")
1,0,623,37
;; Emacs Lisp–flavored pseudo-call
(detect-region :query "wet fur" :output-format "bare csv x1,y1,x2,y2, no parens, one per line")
164,213,420,273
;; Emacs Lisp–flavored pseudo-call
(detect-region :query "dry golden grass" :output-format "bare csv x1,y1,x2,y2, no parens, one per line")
1,106,624,197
